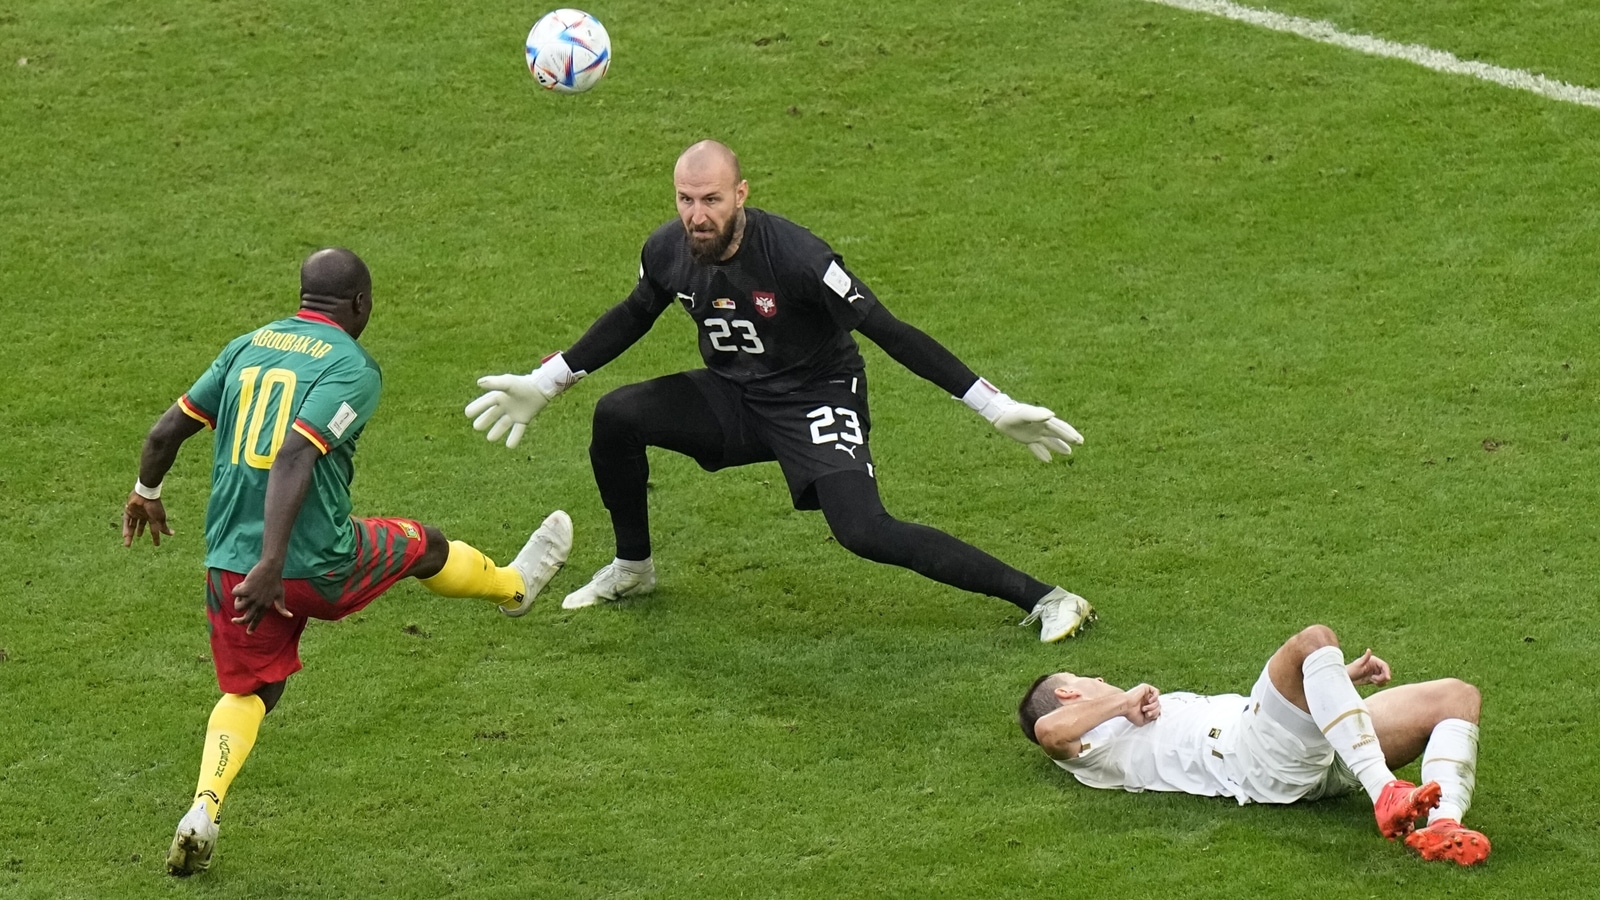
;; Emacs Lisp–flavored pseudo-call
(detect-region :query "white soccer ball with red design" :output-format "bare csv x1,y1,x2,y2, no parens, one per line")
525,9,611,94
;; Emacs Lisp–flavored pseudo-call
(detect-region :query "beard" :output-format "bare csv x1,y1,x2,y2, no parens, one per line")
685,209,742,265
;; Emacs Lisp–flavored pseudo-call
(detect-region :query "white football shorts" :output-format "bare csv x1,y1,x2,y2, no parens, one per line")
1228,664,1360,805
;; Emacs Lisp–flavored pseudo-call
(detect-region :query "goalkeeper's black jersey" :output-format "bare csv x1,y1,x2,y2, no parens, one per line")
624,207,881,395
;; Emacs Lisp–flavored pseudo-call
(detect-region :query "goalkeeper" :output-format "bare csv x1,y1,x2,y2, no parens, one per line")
467,140,1093,641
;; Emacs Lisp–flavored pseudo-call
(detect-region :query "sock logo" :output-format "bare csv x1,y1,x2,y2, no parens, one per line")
213,735,231,777
197,790,221,821
1353,732,1378,750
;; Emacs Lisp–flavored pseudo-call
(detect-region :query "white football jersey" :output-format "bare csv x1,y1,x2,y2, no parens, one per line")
1054,692,1251,801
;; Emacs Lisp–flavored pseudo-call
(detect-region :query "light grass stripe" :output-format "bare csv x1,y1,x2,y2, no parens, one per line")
1142,0,1600,110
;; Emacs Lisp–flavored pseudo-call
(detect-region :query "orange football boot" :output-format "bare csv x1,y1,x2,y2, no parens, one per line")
1405,818,1491,865
1374,779,1441,840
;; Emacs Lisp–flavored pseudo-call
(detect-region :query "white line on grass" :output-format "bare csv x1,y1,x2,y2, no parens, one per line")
1141,0,1600,110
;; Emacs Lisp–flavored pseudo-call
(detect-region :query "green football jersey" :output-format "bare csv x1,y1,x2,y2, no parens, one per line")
180,311,383,578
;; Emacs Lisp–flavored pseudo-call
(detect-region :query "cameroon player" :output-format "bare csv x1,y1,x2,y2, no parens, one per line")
123,248,573,876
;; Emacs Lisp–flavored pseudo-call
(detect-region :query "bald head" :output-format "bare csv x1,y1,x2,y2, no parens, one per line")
674,141,749,264
675,139,742,185
301,248,370,301
299,247,373,338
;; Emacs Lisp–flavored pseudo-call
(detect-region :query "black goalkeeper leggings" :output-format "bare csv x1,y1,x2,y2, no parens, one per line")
589,374,1053,610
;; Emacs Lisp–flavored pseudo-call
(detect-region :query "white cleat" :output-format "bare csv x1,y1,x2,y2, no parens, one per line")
1021,587,1097,643
501,510,574,618
165,801,219,877
561,559,656,609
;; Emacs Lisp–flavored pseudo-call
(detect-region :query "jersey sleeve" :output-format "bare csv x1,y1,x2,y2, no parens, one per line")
855,303,977,397
290,360,382,454
622,233,677,317
179,337,247,428
819,256,879,330
788,234,880,331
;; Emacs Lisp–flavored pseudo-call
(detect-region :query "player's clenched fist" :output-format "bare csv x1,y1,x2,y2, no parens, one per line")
1124,684,1162,726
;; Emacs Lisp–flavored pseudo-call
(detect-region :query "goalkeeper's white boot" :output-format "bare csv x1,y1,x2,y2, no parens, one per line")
165,801,219,877
562,558,656,609
501,510,574,618
1021,587,1096,642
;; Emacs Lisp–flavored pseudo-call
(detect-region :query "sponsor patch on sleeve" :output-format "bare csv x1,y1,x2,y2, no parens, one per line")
823,260,852,297
327,402,358,439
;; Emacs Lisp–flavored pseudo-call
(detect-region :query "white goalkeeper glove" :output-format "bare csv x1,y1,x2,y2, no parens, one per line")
465,352,586,449
962,378,1083,462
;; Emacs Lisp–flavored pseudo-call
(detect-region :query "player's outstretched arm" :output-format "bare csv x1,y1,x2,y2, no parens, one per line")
466,300,659,449
854,303,980,395
854,304,1083,462
231,431,319,632
123,403,206,547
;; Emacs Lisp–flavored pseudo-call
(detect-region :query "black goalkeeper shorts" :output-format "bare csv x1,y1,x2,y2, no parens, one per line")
684,368,875,510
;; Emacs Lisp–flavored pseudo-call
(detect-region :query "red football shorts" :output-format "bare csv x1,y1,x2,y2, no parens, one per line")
205,516,428,694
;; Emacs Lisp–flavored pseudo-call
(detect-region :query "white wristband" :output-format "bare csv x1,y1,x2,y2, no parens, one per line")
532,351,586,398
133,479,162,500
959,378,1016,423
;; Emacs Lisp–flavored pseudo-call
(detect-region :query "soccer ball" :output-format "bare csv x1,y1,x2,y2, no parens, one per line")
525,9,611,94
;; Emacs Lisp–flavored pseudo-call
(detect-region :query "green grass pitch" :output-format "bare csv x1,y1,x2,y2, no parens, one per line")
3,0,1599,896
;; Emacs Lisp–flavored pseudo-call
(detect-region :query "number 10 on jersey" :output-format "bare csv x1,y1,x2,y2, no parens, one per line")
232,366,298,469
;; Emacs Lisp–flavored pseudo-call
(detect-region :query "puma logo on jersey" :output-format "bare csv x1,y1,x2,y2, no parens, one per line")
834,443,858,458
676,292,697,308
845,288,864,304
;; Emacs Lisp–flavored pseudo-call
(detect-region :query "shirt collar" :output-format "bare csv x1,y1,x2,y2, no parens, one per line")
296,309,345,331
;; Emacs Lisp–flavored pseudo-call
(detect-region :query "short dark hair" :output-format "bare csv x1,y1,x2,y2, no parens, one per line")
300,247,371,302
1017,673,1065,745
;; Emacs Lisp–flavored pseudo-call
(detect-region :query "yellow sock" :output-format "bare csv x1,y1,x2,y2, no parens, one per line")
418,540,525,608
193,693,266,822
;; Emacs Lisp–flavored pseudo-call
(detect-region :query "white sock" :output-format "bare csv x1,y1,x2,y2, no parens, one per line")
614,556,653,574
1301,645,1395,802
1421,718,1479,824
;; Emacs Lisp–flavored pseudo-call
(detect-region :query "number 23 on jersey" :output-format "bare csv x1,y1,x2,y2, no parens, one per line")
703,318,765,354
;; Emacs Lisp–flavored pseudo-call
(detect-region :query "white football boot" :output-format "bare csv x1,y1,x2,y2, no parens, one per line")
1021,587,1096,642
165,801,219,877
561,558,656,609
501,510,574,617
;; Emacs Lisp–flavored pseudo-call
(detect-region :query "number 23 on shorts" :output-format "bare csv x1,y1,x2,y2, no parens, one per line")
806,405,863,446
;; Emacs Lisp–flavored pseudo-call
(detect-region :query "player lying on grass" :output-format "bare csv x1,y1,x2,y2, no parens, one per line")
1017,624,1489,865
123,248,574,876
466,139,1094,642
